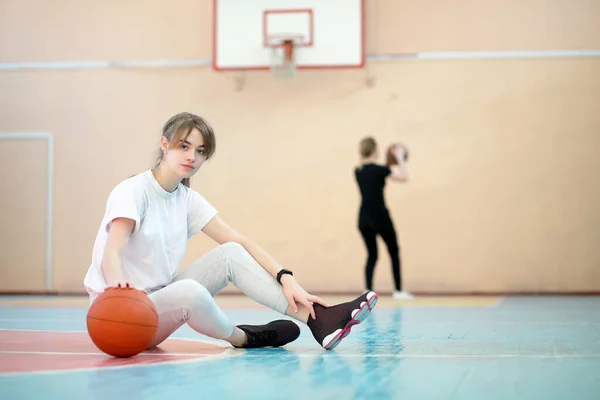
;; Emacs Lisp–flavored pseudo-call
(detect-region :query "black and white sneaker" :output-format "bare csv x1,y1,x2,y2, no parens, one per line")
235,320,300,349
307,291,378,350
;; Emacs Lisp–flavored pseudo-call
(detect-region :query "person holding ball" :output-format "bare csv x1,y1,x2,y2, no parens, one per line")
354,137,414,300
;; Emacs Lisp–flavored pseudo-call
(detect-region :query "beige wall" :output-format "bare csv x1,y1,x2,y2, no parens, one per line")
367,0,600,53
1,0,599,294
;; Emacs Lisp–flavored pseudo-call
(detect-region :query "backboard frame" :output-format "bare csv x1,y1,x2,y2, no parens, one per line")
212,0,365,71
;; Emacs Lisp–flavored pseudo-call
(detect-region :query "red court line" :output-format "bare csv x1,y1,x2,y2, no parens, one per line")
0,330,228,374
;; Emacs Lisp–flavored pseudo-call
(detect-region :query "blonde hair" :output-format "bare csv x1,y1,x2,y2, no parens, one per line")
155,112,216,187
359,137,377,158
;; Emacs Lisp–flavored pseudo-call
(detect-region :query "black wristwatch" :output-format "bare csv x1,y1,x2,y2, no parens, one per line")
276,269,294,284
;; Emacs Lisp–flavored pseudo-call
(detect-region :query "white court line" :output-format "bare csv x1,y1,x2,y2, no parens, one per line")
1,350,597,378
0,319,85,322
3,320,599,325
2,350,598,359
0,350,239,377
0,336,240,377
0,328,228,347
0,328,230,347
0,350,227,357
0,328,86,333
269,353,600,359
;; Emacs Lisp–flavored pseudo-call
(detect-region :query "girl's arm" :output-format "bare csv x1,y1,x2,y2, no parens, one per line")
101,217,135,288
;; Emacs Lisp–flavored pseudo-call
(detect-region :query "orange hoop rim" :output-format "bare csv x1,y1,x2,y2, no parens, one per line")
264,34,307,48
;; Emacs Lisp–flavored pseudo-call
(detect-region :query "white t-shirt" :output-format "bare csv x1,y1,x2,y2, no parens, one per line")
83,170,218,302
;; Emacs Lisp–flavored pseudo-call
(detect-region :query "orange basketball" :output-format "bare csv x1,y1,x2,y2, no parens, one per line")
86,287,159,358
386,143,409,167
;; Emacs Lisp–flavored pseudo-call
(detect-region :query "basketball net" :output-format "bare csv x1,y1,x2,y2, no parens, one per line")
270,39,296,79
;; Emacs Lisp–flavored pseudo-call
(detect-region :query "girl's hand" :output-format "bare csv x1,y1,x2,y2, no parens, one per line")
393,144,408,161
280,275,329,319
105,281,145,293
107,281,131,289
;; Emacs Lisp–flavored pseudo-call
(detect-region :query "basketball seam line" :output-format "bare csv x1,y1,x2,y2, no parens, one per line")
87,317,157,328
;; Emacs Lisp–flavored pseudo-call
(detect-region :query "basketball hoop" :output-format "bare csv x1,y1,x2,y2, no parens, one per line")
269,37,298,79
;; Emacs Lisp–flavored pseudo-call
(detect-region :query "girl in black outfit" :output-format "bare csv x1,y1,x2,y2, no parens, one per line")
354,137,414,300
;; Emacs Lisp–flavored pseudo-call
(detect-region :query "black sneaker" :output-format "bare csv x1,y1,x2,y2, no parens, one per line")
235,320,300,349
307,291,378,350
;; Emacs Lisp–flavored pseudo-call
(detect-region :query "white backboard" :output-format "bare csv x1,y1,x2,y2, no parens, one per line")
213,0,365,71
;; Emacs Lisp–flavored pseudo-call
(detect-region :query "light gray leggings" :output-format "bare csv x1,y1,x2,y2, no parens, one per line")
148,242,290,347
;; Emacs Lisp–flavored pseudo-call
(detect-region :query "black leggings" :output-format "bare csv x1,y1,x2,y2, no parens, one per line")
358,212,402,291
